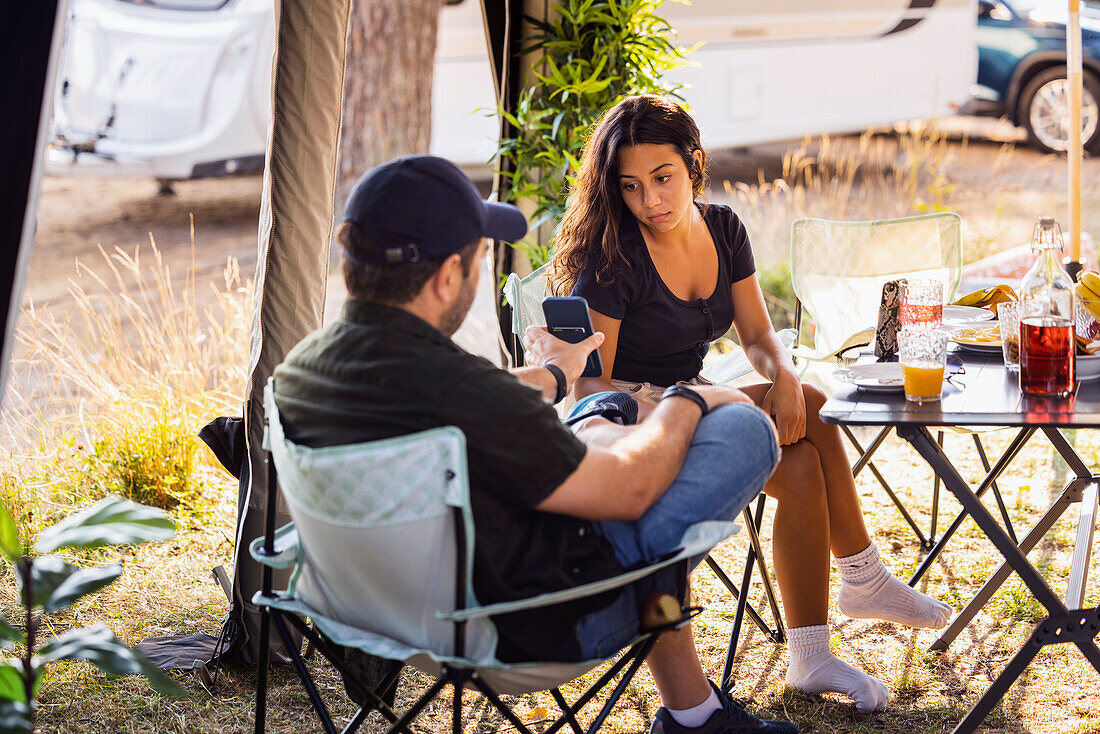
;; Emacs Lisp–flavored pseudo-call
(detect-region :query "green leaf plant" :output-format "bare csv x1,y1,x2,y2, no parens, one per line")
0,496,183,733
494,0,698,269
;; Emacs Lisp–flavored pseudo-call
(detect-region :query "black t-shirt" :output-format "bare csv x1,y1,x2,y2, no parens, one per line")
571,203,756,386
272,300,624,662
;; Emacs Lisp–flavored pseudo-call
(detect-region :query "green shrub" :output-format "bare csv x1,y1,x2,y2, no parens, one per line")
85,410,199,512
494,0,695,268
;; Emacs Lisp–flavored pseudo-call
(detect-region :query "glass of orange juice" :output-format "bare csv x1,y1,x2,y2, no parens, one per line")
899,326,947,403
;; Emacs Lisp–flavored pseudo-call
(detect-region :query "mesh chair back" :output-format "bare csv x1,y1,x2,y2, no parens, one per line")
264,384,497,662
790,213,962,359
502,263,549,338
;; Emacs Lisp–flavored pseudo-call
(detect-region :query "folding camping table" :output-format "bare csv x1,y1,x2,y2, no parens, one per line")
820,351,1100,734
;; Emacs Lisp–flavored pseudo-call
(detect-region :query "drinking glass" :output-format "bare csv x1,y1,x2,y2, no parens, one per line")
900,279,944,330
900,326,947,403
997,300,1020,372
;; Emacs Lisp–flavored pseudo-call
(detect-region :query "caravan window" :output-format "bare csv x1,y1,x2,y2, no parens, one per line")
118,0,232,9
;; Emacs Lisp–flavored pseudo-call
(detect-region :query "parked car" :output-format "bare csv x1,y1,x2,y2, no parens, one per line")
972,0,1100,153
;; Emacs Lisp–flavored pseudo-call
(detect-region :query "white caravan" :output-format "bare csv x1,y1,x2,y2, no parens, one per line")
47,0,976,181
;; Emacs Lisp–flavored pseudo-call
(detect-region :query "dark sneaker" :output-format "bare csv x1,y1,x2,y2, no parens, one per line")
649,681,798,734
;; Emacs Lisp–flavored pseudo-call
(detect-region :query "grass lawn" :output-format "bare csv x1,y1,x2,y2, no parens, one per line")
4,426,1097,734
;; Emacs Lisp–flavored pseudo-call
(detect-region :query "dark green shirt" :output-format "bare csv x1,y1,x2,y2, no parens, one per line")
272,300,624,661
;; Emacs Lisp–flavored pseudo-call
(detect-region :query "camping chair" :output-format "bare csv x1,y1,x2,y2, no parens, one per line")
504,265,787,690
789,213,1021,565
252,380,742,734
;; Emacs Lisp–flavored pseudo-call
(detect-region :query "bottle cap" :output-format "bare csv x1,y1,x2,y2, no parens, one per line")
1039,216,1055,227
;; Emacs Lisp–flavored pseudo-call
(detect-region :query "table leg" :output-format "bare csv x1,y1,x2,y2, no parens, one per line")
909,428,1034,589
845,425,931,548
929,476,1086,651
1066,483,1098,609
896,426,1100,734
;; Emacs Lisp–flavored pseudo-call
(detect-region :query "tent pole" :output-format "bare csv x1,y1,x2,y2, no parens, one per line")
230,0,353,663
1068,0,1084,274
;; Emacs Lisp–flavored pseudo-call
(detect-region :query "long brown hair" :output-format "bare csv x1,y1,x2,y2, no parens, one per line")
548,95,707,296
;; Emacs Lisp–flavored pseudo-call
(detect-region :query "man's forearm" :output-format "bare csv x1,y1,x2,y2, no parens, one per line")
511,365,557,401
608,395,701,508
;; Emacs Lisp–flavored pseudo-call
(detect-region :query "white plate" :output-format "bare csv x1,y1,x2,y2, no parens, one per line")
834,363,905,392
943,305,996,325
950,324,1003,353
951,339,1004,354
1078,354,1100,381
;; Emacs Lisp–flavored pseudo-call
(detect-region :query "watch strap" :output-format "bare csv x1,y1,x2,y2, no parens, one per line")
544,363,568,404
660,384,708,417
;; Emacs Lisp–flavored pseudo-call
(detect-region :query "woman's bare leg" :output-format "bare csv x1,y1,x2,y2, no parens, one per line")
739,382,950,632
739,383,871,561
737,383,889,711
758,438,831,628
797,384,873,557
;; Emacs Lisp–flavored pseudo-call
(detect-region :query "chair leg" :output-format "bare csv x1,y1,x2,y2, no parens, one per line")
279,612,403,726
341,706,372,734
272,612,339,734
452,671,464,734
470,672,537,734
721,497,785,692
705,555,776,638
747,496,785,644
384,677,449,734
581,637,657,734
254,607,271,734
550,688,586,734
541,638,657,734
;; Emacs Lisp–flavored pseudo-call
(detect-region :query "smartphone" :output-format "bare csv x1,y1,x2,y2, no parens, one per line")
541,296,604,378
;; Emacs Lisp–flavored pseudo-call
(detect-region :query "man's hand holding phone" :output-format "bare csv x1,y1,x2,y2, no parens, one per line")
523,325,604,392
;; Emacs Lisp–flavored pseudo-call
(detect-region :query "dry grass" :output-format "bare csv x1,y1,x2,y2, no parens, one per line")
10,427,1099,734
3,131,1100,732
1,228,249,528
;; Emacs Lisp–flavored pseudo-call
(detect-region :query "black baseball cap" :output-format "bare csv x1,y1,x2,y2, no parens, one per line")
341,155,528,265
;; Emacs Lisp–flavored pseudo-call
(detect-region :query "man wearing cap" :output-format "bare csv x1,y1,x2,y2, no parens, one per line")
273,155,795,734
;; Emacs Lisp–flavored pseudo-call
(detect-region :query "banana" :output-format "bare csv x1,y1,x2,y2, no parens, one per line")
953,284,1017,312
953,288,986,307
1076,282,1100,318
1079,271,1100,300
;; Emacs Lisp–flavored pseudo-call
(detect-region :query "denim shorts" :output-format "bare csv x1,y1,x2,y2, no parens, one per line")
567,394,780,659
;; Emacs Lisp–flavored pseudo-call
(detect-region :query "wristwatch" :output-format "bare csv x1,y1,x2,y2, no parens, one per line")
544,363,568,404
660,384,708,417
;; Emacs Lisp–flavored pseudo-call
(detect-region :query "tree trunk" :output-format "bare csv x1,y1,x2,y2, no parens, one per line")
338,0,442,203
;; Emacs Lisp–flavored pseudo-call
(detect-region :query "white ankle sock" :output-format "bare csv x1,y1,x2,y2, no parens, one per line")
836,544,952,629
785,625,889,713
667,687,720,728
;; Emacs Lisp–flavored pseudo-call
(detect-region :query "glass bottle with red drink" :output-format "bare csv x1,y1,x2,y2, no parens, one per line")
1019,216,1075,396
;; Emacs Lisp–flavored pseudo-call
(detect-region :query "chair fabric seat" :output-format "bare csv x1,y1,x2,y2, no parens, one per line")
256,380,740,695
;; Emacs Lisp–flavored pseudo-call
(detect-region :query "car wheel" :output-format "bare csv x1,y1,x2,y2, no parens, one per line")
1018,67,1100,154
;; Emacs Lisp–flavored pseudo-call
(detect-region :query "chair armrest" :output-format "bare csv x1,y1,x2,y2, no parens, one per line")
248,523,301,570
699,328,798,385
437,520,737,622
502,272,524,338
